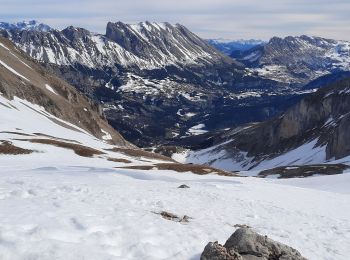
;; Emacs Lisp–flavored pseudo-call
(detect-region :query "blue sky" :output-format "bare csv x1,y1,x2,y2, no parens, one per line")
1,0,350,40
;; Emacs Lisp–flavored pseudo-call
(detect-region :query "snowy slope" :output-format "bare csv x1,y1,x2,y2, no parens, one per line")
0,92,349,260
0,149,349,259
0,82,349,259
0,75,349,260
174,138,336,172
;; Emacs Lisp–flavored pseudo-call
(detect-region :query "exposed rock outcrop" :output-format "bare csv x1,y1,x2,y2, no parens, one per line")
258,164,349,178
201,228,307,260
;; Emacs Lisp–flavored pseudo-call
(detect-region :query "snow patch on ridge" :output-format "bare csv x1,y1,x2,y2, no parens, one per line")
175,139,328,173
101,129,112,141
45,84,58,95
0,59,30,81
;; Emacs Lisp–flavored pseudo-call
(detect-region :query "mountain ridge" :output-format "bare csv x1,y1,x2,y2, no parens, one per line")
207,38,266,55
233,35,350,84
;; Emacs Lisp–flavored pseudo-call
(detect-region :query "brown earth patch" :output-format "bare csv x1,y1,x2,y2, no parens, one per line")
154,211,192,223
117,163,236,176
0,140,33,155
106,147,174,162
258,164,349,178
107,157,132,163
17,138,104,157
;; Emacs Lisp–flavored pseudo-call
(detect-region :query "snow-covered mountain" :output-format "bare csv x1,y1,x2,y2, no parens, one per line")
234,35,350,84
1,21,305,147
207,38,266,55
0,20,51,32
2,21,233,69
174,76,350,177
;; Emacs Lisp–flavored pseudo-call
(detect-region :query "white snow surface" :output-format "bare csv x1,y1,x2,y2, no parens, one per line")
0,163,349,259
175,138,330,173
45,84,58,95
0,95,350,259
187,124,208,136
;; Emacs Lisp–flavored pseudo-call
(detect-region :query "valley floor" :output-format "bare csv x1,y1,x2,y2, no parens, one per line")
0,160,349,260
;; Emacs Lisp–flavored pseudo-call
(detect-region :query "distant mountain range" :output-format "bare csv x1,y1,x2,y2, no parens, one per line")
0,20,300,147
1,20,349,151
0,20,51,32
207,38,266,55
233,35,350,84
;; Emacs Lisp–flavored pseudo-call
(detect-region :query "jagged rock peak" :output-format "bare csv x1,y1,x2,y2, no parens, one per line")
62,26,91,40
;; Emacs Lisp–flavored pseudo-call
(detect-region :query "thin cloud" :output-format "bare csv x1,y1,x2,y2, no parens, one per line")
1,0,349,40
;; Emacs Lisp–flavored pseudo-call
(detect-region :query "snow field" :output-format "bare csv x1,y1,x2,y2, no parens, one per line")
0,166,349,260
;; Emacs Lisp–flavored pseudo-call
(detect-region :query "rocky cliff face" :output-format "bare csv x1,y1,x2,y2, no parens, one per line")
105,22,234,66
246,78,350,159
178,77,350,170
233,35,350,85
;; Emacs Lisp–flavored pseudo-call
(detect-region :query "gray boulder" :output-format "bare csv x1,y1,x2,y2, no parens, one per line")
201,242,242,260
201,228,307,260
